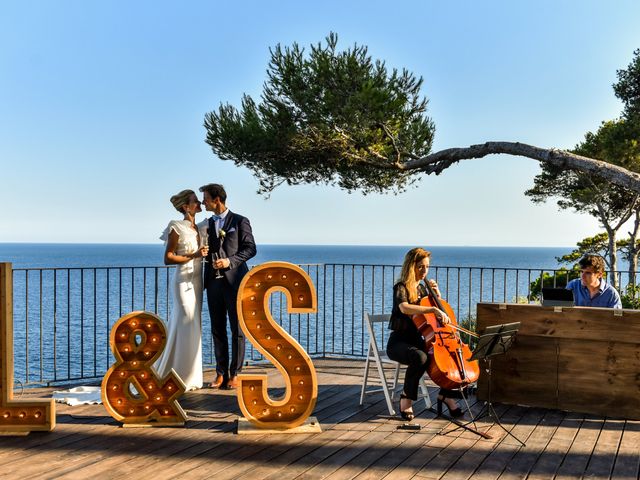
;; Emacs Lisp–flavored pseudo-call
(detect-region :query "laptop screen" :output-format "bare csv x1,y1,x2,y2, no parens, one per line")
541,288,575,307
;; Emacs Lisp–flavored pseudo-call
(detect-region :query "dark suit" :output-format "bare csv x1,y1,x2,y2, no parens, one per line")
204,211,256,378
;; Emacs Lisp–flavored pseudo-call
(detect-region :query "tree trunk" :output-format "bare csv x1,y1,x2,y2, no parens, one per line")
405,142,640,194
627,208,640,292
604,225,619,290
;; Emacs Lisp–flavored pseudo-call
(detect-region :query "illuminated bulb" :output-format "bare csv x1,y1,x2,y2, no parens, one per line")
265,334,271,340
256,323,262,329
267,274,272,280
34,411,41,418
112,385,118,391
129,408,135,414
131,321,138,327
117,399,123,405
132,361,138,367
251,311,256,316
252,400,257,405
123,346,130,352
249,385,255,391
262,409,268,415
163,409,170,415
298,394,304,400
294,282,299,287
281,274,287,279
144,405,151,411
18,412,25,419
290,406,296,413
276,344,282,350
287,354,293,360
250,296,256,301
298,295,304,301
167,385,173,391
146,323,152,329
277,412,282,418
151,337,158,343
295,366,301,372
2,412,9,419
148,384,154,390
120,333,127,339
144,351,151,356
156,395,162,401
119,371,126,377
140,372,146,379
254,282,261,288
299,380,304,385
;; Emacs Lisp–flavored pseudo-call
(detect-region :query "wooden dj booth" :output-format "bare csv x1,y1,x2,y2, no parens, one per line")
476,303,640,419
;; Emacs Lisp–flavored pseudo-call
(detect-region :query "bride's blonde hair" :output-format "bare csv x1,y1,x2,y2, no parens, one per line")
399,248,431,303
170,189,195,213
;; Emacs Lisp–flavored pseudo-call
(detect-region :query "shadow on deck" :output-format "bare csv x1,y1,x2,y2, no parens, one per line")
1,358,638,479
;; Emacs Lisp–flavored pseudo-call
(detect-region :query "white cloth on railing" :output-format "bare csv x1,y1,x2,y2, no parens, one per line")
52,386,102,406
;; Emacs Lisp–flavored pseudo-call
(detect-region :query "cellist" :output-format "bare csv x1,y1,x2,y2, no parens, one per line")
386,247,464,420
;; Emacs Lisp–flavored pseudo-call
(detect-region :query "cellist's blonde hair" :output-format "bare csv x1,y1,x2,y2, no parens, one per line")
399,248,431,303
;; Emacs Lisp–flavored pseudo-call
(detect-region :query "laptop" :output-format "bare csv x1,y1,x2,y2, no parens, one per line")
541,288,575,307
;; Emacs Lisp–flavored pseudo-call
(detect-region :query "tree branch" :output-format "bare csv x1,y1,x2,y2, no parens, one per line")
401,141,640,194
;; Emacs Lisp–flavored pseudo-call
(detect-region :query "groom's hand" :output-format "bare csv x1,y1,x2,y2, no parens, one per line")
214,258,230,269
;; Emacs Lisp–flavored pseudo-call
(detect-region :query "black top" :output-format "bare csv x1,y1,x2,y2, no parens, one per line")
388,282,427,335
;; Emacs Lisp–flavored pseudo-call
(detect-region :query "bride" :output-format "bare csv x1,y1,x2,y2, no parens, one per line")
155,189,208,391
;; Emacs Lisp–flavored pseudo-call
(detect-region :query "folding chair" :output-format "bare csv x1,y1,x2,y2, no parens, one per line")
359,312,433,415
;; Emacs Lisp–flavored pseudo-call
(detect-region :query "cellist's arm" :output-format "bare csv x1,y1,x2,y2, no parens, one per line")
399,302,451,324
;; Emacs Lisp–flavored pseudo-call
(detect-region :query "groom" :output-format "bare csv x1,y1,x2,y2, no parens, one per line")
200,183,257,389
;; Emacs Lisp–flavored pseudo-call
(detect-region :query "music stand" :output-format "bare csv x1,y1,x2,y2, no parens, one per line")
467,322,525,446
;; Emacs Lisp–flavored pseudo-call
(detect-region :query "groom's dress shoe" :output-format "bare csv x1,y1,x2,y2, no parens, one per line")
227,376,239,389
212,374,226,388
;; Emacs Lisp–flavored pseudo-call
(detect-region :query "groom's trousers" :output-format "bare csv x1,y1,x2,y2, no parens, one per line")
206,276,245,377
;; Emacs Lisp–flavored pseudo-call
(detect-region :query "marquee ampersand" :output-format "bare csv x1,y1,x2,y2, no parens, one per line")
236,261,318,429
0,263,55,433
101,311,187,426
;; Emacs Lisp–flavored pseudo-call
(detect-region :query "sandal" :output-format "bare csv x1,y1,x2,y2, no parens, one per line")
399,393,415,421
437,395,464,418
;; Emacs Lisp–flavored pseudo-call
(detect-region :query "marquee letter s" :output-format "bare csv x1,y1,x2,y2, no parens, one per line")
236,262,317,429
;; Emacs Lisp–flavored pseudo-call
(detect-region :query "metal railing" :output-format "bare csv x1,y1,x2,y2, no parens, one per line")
9,264,638,386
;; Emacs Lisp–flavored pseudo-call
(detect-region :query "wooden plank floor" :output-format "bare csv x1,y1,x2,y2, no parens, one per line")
1,359,638,479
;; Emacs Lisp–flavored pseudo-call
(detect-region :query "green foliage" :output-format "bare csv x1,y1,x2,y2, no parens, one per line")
457,314,477,348
525,119,639,217
526,49,640,266
621,284,640,309
555,233,610,267
617,236,640,264
204,33,435,195
614,48,640,119
528,268,577,302
555,232,640,272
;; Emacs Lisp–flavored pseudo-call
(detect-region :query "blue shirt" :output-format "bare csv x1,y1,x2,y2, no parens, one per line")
566,278,622,309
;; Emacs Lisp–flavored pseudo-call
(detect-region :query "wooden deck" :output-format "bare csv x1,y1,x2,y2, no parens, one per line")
1,359,639,479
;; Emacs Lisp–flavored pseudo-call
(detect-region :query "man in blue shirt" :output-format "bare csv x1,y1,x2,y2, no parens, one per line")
566,255,622,309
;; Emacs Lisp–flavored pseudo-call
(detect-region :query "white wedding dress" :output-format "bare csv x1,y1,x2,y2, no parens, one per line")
154,220,203,390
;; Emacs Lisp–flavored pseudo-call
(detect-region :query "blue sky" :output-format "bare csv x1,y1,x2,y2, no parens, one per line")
2,0,639,246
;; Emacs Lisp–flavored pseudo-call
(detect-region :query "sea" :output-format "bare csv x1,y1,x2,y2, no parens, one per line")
0,243,570,270
0,243,581,386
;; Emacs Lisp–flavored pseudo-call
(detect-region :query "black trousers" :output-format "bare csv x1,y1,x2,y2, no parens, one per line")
206,276,245,377
386,331,460,401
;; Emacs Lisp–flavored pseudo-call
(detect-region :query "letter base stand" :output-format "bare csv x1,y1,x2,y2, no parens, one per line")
237,416,322,434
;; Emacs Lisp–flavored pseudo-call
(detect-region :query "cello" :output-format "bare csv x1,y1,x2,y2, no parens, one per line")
412,280,480,391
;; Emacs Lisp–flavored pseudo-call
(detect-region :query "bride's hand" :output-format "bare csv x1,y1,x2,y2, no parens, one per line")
196,246,208,258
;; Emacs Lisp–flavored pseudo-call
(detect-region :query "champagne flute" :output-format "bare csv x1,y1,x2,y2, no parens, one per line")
200,229,209,263
213,252,224,279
